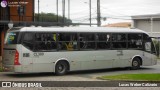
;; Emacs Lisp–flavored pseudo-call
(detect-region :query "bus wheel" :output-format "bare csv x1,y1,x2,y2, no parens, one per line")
55,61,68,75
131,58,141,70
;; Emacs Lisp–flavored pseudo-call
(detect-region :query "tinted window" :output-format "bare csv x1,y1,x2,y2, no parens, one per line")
79,33,95,50
128,34,142,49
35,33,57,51
58,33,78,51
112,34,127,49
97,33,111,49
22,33,34,50
143,34,155,53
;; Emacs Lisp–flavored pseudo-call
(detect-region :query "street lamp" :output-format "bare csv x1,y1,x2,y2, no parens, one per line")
8,21,13,29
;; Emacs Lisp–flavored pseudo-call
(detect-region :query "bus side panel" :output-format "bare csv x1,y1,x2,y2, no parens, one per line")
142,51,157,66
94,50,116,69
32,52,58,73
118,50,144,67
21,45,33,72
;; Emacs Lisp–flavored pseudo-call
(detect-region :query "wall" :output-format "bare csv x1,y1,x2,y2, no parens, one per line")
133,19,160,37
0,30,4,56
0,0,34,56
9,0,34,22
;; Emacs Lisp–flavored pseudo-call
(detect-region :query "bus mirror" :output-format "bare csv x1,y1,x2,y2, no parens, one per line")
145,42,151,52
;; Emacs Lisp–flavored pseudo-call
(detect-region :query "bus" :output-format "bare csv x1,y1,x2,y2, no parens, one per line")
2,27,157,75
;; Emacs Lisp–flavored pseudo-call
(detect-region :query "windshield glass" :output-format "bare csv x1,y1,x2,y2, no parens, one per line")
5,32,19,44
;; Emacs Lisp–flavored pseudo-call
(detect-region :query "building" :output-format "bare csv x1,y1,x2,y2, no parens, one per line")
132,14,160,37
103,22,131,28
0,0,34,59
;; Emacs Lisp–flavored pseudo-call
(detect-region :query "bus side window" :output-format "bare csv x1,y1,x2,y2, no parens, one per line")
79,33,95,50
128,34,142,49
111,34,126,49
22,33,34,50
97,33,111,49
35,33,57,51
58,33,78,51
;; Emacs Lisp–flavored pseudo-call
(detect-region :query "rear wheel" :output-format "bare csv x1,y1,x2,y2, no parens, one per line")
55,61,68,75
131,58,141,70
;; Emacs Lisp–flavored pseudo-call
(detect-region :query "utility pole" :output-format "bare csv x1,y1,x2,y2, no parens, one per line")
56,0,59,25
68,0,70,20
62,0,65,26
97,0,101,27
38,0,40,23
89,0,91,27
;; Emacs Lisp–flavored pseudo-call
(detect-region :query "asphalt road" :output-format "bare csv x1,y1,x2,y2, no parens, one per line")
0,61,160,81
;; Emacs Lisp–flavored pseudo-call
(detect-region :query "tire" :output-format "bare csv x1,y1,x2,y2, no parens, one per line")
131,58,141,70
55,61,68,75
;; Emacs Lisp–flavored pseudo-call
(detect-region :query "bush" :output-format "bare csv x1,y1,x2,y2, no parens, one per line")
0,67,3,72
153,40,159,56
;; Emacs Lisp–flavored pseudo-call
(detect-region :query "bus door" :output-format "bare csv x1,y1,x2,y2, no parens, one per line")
143,37,156,65
142,34,157,65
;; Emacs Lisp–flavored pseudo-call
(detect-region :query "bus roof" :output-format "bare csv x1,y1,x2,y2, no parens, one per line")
10,27,148,34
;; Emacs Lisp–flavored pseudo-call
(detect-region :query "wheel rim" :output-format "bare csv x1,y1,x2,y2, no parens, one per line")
133,60,138,67
57,64,65,72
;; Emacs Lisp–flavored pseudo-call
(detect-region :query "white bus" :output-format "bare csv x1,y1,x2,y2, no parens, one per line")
3,27,157,75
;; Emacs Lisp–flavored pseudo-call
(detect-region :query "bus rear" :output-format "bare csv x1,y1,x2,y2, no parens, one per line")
2,31,22,72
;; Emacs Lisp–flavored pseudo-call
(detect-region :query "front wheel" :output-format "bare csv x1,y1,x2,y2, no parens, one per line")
55,61,68,75
131,58,141,70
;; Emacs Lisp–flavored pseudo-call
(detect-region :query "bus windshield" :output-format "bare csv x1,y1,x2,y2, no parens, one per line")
5,32,19,44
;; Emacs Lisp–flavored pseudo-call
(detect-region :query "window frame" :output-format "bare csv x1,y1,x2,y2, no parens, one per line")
57,32,79,51
111,33,127,49
96,33,111,50
21,32,35,51
143,33,156,54
33,32,57,52
79,32,96,50
20,31,152,52
127,33,143,50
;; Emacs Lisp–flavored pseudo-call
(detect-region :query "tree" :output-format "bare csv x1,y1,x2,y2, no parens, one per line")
34,12,72,26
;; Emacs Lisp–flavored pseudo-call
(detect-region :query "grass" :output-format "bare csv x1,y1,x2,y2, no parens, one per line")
157,57,160,60
0,67,3,72
99,73,160,81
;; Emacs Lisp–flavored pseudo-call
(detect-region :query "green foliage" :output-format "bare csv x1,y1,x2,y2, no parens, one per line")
0,67,3,72
153,40,159,56
153,40,159,47
34,12,72,24
99,73,160,81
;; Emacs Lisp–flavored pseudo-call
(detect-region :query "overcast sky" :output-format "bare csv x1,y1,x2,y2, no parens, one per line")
35,0,160,25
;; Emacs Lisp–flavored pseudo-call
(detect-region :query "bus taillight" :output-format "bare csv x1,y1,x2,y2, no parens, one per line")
14,50,20,65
